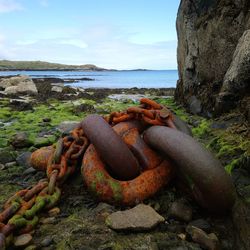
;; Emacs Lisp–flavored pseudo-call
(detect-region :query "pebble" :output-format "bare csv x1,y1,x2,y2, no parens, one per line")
14,233,33,247
168,200,193,222
24,245,37,250
41,236,53,247
40,217,56,224
188,219,211,233
0,163,5,170
186,225,220,250
5,161,16,168
48,207,60,217
106,204,165,231
11,132,33,148
178,233,186,241
42,117,51,122
22,167,37,176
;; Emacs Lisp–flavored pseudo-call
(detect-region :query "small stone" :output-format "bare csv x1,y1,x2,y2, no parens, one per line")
57,121,79,135
93,202,116,215
11,132,33,148
40,237,53,247
22,167,37,176
24,245,37,250
188,219,211,233
4,161,16,168
106,204,165,231
40,217,56,224
168,200,193,222
14,233,33,247
42,117,51,122
16,152,32,167
0,163,5,170
48,207,60,217
186,225,220,250
178,233,186,240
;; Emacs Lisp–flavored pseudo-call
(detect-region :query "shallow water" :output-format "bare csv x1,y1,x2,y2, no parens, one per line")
0,70,178,88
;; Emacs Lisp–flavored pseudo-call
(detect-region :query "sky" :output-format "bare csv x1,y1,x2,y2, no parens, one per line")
0,0,180,69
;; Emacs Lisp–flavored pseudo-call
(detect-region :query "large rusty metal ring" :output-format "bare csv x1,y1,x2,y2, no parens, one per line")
144,126,236,212
82,115,141,180
81,121,174,205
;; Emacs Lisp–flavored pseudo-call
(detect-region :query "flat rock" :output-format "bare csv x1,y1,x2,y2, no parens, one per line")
106,204,165,231
10,132,33,148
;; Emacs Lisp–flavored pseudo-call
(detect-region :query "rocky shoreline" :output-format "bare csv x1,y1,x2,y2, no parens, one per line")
0,75,249,249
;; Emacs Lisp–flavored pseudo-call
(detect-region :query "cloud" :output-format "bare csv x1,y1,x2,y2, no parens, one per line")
0,24,177,69
0,0,23,13
39,0,49,7
59,39,88,49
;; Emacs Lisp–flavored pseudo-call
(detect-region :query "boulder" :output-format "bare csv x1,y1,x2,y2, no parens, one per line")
2,75,38,95
175,0,250,115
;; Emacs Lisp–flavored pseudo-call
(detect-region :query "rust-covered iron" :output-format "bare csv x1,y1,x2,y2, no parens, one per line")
82,120,174,205
82,114,140,180
0,98,236,249
82,144,173,206
144,126,236,212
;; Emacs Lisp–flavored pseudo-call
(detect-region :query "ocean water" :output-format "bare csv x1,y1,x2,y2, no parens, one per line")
0,70,178,88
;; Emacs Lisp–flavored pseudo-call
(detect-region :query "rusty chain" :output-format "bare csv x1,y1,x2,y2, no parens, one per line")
0,125,89,249
0,98,174,249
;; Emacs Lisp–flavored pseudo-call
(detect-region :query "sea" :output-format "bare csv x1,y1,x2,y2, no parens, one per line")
0,70,178,89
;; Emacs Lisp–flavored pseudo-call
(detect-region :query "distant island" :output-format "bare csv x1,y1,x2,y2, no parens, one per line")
0,60,111,71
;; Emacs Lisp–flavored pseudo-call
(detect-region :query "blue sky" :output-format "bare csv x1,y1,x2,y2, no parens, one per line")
0,0,180,69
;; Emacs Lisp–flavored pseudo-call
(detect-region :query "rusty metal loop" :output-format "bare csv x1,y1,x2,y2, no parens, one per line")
53,138,64,163
48,170,59,195
82,114,140,180
143,126,236,212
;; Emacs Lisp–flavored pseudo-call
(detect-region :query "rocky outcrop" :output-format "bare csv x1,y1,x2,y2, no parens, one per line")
175,0,250,117
0,75,38,95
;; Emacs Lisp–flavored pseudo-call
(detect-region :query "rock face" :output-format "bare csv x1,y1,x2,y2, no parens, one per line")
176,0,250,117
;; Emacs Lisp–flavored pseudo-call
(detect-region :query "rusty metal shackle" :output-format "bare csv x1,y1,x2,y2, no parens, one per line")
144,126,236,212
81,115,140,180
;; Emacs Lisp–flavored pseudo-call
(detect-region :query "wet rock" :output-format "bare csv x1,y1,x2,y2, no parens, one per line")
22,167,37,176
51,85,63,93
9,99,34,111
73,103,96,114
14,233,33,248
40,237,53,247
4,76,38,95
11,132,33,148
40,217,56,224
93,202,116,215
0,163,5,170
186,225,220,250
188,219,211,233
5,161,16,168
0,148,17,164
24,245,37,250
48,207,60,217
42,117,51,123
188,96,202,115
166,222,186,234
16,152,32,167
168,200,193,222
106,204,165,231
57,121,79,135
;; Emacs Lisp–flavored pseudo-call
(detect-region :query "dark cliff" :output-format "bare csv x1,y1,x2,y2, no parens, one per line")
175,0,250,118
